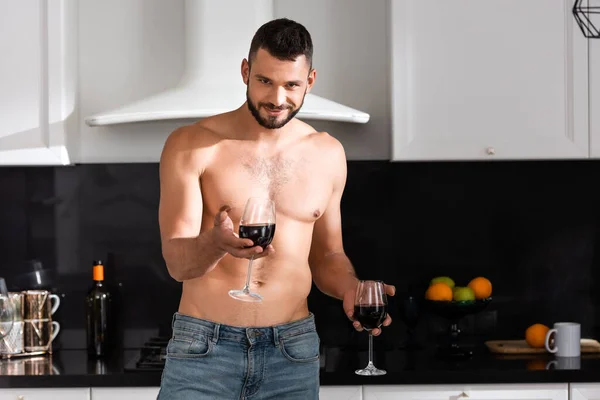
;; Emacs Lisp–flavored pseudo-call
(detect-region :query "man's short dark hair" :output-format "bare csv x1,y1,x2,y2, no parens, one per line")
248,18,313,70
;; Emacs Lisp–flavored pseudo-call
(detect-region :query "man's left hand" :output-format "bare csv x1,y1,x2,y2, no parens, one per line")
343,282,396,336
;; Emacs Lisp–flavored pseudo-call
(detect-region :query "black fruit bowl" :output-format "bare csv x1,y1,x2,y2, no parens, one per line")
424,297,492,359
425,297,492,320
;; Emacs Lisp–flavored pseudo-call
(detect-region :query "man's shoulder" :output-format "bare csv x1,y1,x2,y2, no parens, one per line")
165,118,226,149
163,115,235,159
292,119,344,154
160,116,229,173
305,129,346,161
302,130,347,188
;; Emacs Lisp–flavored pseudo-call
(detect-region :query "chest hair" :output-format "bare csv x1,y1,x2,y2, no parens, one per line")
242,154,295,198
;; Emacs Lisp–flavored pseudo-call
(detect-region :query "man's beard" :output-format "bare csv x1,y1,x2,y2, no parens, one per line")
246,87,305,129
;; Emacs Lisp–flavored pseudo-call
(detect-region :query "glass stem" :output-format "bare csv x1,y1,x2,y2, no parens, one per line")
368,332,374,367
242,255,255,292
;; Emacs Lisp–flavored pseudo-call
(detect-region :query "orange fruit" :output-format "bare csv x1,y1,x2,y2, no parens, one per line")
425,282,453,301
525,323,550,348
467,277,492,299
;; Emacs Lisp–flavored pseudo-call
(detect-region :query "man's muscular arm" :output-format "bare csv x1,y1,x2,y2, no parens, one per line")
308,138,358,299
308,136,394,335
158,128,264,282
158,128,224,281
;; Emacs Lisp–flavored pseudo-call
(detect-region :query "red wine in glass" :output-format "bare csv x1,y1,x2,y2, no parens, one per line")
228,197,276,302
354,304,388,331
239,223,276,250
354,280,388,376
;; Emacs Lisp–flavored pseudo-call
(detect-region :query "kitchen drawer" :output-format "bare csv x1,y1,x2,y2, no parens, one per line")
0,388,90,400
91,387,160,400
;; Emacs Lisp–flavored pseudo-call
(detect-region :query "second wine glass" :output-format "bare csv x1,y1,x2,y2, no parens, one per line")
228,197,276,302
354,280,388,376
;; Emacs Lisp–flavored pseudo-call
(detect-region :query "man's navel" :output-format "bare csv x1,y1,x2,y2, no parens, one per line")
252,280,265,288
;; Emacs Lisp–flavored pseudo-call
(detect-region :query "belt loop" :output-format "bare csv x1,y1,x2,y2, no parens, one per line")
272,326,280,347
213,323,220,344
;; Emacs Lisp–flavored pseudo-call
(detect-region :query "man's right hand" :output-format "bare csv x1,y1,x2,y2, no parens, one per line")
211,205,275,260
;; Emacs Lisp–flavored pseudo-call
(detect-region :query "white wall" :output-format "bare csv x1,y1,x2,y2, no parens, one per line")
274,0,391,160
78,0,184,163
78,0,390,163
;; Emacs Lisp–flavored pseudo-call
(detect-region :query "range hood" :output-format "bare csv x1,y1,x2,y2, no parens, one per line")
84,0,370,127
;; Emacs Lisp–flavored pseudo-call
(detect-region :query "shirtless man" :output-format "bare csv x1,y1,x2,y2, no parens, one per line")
157,18,395,399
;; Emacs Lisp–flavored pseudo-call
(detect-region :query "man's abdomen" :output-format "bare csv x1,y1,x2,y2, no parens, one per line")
178,253,313,327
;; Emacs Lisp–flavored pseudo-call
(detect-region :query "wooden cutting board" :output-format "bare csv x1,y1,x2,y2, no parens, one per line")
485,338,600,354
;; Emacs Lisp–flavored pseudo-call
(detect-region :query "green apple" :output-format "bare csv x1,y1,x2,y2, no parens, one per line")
453,286,475,301
430,276,455,289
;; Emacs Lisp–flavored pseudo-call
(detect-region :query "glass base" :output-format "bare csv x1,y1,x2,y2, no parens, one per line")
228,289,262,302
355,363,386,376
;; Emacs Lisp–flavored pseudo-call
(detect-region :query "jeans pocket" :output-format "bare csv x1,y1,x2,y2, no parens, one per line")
279,331,320,363
167,332,213,359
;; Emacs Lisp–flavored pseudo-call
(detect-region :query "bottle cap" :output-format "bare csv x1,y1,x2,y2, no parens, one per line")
93,261,104,281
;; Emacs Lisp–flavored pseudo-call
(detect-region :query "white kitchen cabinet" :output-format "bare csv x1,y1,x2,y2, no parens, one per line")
90,387,160,400
590,38,600,157
0,0,78,166
571,383,600,400
363,383,568,400
0,388,89,400
320,385,362,400
390,0,589,161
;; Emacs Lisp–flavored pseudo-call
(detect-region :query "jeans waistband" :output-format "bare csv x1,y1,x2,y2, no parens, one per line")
171,312,316,345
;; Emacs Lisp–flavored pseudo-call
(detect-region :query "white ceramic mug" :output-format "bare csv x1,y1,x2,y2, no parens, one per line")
545,322,580,357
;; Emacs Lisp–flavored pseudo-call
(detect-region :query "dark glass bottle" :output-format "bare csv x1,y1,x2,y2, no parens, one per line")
85,260,112,358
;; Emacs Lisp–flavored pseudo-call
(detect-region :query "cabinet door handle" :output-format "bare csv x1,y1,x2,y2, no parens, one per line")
459,392,469,398
486,147,496,155
17,396,25,400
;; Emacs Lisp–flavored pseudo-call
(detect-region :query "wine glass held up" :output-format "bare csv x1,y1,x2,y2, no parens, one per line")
344,281,395,337
228,197,276,303
351,280,393,376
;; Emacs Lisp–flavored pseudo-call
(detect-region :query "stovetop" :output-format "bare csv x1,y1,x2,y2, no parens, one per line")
124,337,169,372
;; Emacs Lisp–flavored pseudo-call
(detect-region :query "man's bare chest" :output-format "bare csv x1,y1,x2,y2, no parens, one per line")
201,153,331,223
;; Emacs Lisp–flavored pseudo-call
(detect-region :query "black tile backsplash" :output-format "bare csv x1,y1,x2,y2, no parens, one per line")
1,160,600,351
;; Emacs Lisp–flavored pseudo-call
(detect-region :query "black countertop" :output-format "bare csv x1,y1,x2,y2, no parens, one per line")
1,345,600,388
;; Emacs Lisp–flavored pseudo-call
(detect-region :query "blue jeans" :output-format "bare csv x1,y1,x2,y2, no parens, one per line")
157,312,320,400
